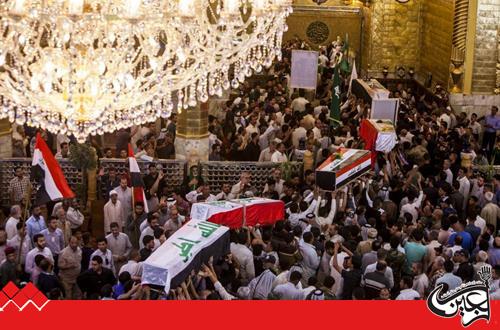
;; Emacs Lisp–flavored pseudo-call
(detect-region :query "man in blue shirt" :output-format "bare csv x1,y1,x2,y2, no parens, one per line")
26,205,47,243
448,218,473,253
482,106,499,158
436,260,462,292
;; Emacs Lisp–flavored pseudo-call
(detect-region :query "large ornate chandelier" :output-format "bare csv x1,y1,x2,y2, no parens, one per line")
0,0,292,141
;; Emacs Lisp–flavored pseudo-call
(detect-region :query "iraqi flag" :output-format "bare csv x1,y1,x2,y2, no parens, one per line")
31,133,75,205
128,144,148,212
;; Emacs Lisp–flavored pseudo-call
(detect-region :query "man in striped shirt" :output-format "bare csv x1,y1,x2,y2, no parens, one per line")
363,261,391,300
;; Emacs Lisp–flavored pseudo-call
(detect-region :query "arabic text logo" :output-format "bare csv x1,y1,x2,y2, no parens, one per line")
427,266,491,327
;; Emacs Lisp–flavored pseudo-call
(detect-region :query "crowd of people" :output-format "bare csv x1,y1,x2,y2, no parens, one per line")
1,38,500,301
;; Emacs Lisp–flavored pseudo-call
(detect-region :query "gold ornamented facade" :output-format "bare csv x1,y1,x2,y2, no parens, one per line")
285,0,499,96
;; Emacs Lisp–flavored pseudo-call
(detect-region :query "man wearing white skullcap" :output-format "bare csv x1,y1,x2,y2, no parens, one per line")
103,190,124,234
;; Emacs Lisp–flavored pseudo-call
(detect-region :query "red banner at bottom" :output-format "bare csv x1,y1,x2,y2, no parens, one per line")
0,300,498,330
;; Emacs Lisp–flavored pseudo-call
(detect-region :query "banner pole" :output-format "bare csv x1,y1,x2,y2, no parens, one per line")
17,182,32,271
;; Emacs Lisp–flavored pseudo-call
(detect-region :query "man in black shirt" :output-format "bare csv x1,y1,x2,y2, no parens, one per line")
245,132,261,161
77,255,116,299
140,235,155,261
363,262,391,299
166,114,177,141
143,164,160,200
331,243,363,300
454,250,474,282
37,258,63,297
100,167,120,200
156,133,176,159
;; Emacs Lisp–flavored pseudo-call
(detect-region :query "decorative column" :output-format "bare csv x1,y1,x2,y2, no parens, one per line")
495,27,500,95
87,146,98,203
0,119,12,158
449,0,469,93
174,102,209,169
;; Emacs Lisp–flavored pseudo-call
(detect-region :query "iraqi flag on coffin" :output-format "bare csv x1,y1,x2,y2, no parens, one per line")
190,198,285,228
232,198,285,227
128,144,149,213
190,200,244,229
315,148,371,191
31,133,75,205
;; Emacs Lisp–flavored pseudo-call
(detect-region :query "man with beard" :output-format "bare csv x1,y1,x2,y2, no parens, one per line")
126,202,147,250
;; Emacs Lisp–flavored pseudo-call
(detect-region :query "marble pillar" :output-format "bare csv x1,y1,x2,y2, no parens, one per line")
0,119,12,158
175,102,209,170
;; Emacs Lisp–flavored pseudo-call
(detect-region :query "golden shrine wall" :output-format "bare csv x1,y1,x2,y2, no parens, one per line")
419,0,454,87
472,0,500,94
361,0,422,77
284,4,363,64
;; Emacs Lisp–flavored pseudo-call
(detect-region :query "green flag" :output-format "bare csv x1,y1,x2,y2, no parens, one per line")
339,57,350,74
340,34,350,74
330,65,341,124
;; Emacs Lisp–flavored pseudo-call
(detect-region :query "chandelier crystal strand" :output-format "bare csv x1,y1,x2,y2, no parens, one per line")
0,0,292,142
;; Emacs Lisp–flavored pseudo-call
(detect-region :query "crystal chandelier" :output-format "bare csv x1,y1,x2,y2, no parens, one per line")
0,0,292,141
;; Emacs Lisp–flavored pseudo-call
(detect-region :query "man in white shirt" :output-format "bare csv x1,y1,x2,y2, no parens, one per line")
230,230,255,285
209,129,222,151
439,109,452,129
106,222,133,274
214,183,232,201
318,51,329,68
291,125,307,149
312,119,323,140
185,185,217,203
314,193,337,228
400,189,424,223
66,199,84,230
119,249,142,281
104,190,124,233
229,172,252,200
399,129,414,145
468,113,482,137
443,160,454,185
247,255,277,300
481,192,499,228
299,232,320,283
5,205,21,240
271,143,287,163
163,207,185,237
290,90,309,113
314,103,328,117
89,237,116,274
116,177,133,221
258,141,277,162
7,222,31,265
258,123,279,151
245,115,259,139
287,192,318,228
271,271,305,300
411,262,429,298
458,167,471,211
396,275,421,300
25,233,54,277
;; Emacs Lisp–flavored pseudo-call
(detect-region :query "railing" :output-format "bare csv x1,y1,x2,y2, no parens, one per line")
0,158,83,205
97,158,187,200
0,158,303,205
199,161,303,193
